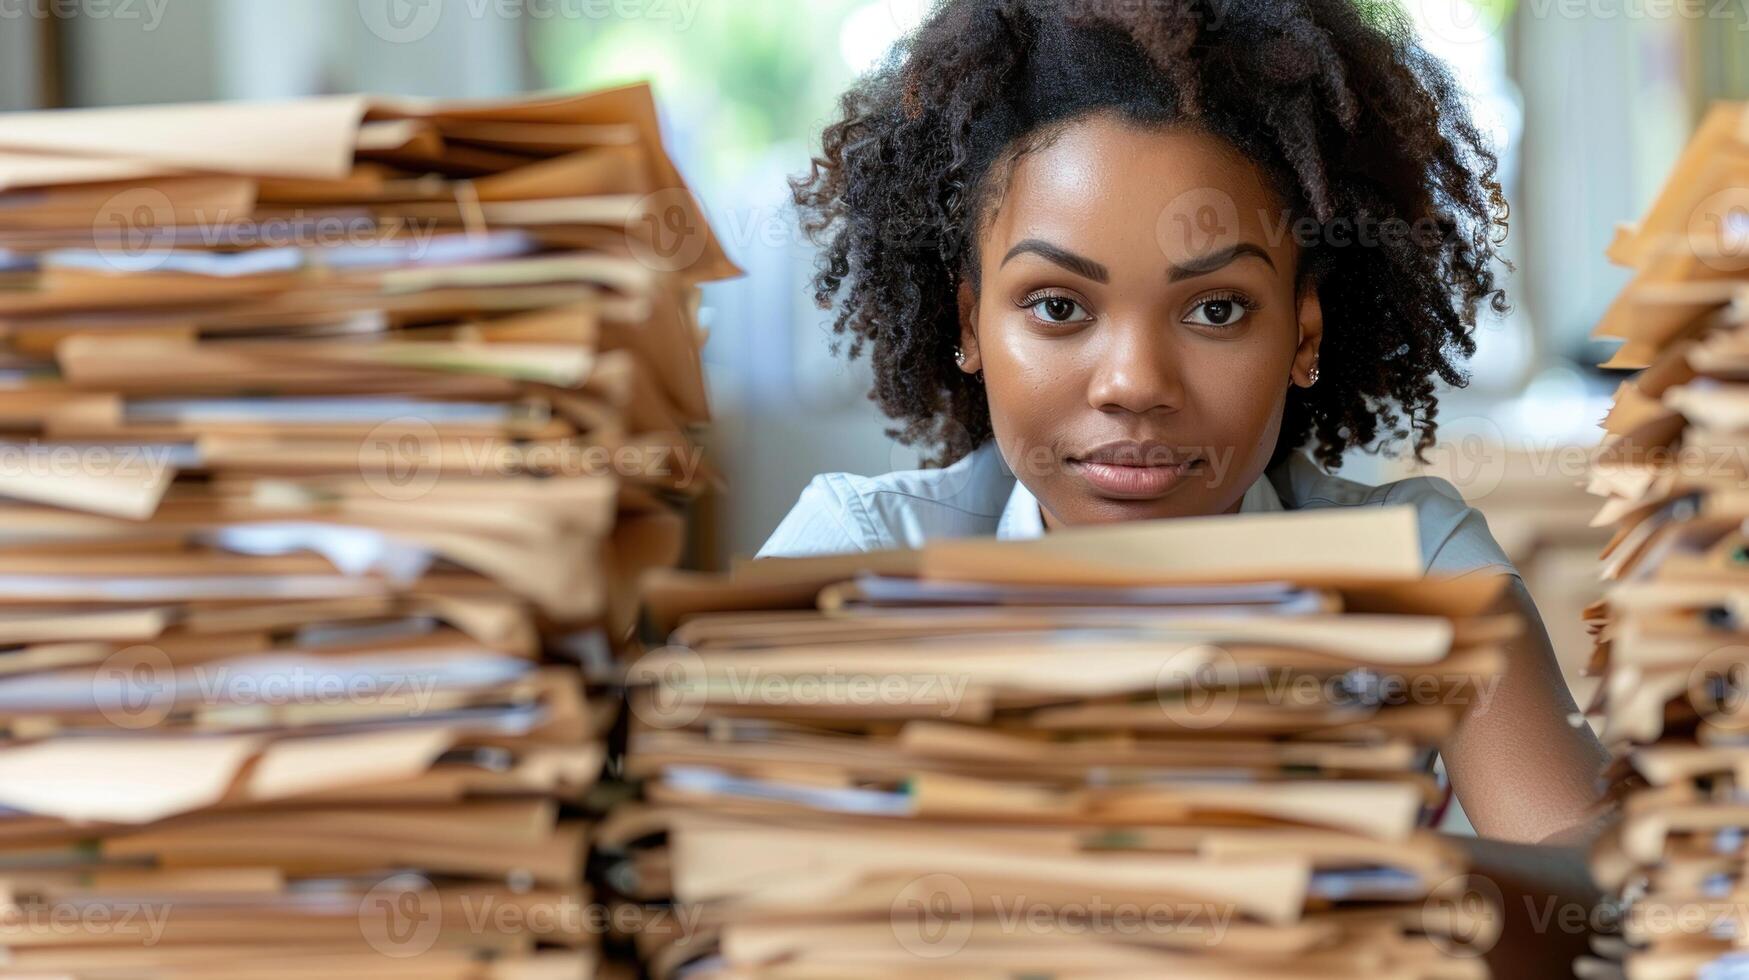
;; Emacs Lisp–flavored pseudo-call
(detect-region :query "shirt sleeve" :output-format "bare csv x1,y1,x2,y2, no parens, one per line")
753,473,877,559
1387,475,1522,580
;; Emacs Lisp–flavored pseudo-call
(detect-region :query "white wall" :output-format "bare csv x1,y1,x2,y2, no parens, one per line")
1512,14,1691,361
0,10,49,109
58,0,529,106
58,0,217,106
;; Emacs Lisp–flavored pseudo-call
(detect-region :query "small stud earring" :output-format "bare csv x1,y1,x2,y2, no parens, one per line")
954,346,966,366
1307,363,1320,386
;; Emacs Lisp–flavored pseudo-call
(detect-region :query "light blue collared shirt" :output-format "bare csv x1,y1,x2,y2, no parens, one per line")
755,439,1519,580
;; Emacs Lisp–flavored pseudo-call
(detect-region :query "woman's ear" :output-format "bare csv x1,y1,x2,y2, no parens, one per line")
956,278,983,375
1292,287,1323,388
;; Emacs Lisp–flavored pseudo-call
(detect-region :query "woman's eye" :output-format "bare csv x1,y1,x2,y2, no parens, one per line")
1028,296,1090,323
1183,296,1251,327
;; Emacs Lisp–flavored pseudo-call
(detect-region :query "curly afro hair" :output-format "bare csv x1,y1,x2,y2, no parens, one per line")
791,0,1509,470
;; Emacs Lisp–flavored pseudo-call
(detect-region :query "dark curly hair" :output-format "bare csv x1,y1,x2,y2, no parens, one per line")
791,0,1509,470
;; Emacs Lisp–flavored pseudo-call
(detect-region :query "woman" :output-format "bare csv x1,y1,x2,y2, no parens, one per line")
761,2,1608,972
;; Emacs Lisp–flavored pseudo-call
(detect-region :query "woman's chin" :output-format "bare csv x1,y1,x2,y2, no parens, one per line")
1056,490,1223,525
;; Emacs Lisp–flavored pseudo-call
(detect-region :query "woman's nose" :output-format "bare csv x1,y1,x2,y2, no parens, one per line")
1085,318,1184,416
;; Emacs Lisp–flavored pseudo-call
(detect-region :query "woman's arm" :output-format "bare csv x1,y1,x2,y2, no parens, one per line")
1453,833,1604,980
1440,574,1616,979
1442,574,1611,841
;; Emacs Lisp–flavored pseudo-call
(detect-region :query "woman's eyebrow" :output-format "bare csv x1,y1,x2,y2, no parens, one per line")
999,239,1110,283
1167,243,1275,282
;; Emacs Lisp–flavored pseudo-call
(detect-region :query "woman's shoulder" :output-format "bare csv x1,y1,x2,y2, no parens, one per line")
755,442,1016,558
1269,452,1521,580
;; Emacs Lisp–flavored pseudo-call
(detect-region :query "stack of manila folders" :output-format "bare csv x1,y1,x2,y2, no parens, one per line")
1584,101,1749,980
607,504,1515,978
0,84,736,978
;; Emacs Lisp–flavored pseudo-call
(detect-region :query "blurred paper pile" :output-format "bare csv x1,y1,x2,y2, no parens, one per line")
1584,102,1749,979
608,507,1509,978
0,84,735,977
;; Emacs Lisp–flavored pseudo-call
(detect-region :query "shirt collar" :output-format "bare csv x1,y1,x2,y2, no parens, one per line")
995,475,1048,540
995,466,1285,541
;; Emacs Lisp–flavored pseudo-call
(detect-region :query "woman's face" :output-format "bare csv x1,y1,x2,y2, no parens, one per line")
958,114,1323,529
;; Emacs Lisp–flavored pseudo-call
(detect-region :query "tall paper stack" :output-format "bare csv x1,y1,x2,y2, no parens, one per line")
1583,103,1749,979
0,85,735,977
611,507,1509,977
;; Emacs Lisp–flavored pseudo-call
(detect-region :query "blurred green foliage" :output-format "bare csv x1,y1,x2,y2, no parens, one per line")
530,1,872,185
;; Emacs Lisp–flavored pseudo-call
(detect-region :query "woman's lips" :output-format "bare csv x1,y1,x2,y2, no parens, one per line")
1068,457,1202,498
